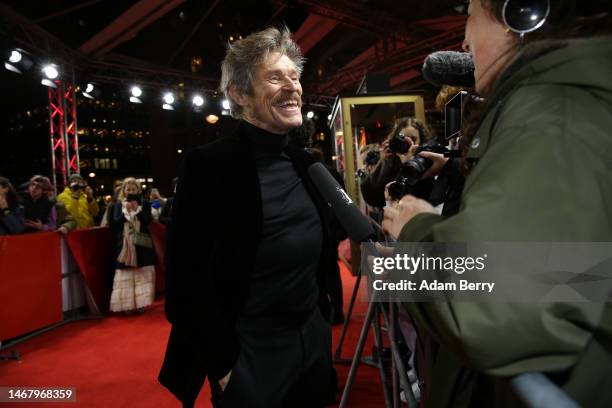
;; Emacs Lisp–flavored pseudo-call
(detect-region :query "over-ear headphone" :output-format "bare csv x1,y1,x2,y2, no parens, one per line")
502,0,551,37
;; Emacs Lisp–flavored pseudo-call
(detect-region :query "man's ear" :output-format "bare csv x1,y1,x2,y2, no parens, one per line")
229,85,249,107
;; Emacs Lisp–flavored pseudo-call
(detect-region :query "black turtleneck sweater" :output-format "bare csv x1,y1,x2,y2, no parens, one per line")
242,121,322,320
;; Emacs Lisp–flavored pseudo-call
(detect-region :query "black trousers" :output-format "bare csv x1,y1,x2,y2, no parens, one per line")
209,309,331,408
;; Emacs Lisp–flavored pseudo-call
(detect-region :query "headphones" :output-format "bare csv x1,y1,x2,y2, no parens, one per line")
502,0,551,38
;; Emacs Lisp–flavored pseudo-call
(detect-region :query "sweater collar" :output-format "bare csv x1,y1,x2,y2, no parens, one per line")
241,120,288,154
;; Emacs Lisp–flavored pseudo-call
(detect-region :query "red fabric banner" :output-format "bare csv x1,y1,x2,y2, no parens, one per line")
0,232,63,341
65,227,115,313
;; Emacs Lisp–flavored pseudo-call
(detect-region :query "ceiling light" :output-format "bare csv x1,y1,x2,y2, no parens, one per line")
131,86,142,97
42,64,59,79
192,95,204,107
163,92,175,104
9,50,22,63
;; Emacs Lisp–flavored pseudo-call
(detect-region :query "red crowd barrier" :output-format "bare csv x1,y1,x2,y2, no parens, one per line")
65,227,115,314
0,224,167,342
0,232,63,341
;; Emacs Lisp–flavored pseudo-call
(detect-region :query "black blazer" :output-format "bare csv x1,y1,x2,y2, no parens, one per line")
158,122,333,403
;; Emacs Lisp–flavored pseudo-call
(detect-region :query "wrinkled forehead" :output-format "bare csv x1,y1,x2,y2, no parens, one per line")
256,52,300,76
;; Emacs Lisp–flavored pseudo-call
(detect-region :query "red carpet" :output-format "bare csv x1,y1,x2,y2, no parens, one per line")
0,262,384,407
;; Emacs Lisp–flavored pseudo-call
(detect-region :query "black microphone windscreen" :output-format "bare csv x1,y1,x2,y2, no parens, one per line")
422,51,475,88
308,163,375,242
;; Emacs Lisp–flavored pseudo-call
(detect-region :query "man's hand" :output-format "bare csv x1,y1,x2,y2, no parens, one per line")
25,219,43,230
419,151,449,179
0,195,8,210
381,140,393,159
219,370,232,391
126,200,139,212
85,186,94,200
57,226,69,235
382,195,436,239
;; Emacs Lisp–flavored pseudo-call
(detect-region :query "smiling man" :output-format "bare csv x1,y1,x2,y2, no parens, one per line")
159,27,334,408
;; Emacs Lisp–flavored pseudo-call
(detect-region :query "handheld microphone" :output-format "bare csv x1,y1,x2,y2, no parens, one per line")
308,162,375,242
422,51,475,88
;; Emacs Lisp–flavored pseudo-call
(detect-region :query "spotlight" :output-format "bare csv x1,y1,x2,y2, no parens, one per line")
206,114,219,124
306,111,314,119
9,50,22,63
130,86,143,103
192,95,204,107
5,48,33,74
163,92,175,104
222,99,230,110
88,172,96,178
42,64,59,79
82,83,101,99
131,86,142,97
327,114,332,120
162,103,174,111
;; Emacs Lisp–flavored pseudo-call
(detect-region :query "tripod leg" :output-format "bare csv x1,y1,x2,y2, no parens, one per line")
372,305,393,408
334,266,362,361
338,297,375,408
383,304,418,408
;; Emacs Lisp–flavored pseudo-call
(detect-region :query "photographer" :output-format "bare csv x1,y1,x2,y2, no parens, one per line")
383,1,612,406
57,174,99,229
108,177,155,314
0,176,25,236
360,117,435,208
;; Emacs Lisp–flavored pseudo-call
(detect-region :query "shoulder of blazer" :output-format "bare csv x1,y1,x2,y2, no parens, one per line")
284,144,315,171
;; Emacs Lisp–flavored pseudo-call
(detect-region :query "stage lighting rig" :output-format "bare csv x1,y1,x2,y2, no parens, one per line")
4,48,33,74
162,92,175,110
130,86,143,103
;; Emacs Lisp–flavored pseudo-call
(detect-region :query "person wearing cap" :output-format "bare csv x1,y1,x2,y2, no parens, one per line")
57,174,99,229
21,175,57,233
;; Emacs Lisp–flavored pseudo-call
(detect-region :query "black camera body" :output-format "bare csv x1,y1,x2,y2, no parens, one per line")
388,135,411,154
364,150,380,166
387,177,413,201
126,194,142,204
398,141,449,186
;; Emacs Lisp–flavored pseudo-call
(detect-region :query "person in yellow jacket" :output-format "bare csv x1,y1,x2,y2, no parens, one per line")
57,174,99,229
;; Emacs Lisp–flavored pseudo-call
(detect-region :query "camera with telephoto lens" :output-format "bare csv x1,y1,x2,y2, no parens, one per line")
398,140,449,186
388,135,412,154
387,177,413,201
364,150,380,166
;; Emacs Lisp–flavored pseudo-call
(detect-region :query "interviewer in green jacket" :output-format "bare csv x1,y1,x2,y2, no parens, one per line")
382,1,612,407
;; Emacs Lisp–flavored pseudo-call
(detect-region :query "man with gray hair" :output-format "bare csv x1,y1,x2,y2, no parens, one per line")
159,26,334,407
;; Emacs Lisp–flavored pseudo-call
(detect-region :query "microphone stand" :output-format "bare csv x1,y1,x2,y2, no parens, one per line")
335,234,418,408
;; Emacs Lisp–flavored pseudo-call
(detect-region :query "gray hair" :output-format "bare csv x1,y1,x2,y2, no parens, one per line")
219,26,304,118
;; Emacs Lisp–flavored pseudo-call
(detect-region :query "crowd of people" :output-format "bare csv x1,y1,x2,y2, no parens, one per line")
0,173,176,315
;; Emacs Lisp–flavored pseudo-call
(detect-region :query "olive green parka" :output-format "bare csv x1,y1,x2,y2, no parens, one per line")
399,36,612,407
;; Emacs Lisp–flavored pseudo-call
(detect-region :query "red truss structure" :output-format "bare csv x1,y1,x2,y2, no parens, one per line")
63,85,79,176
48,81,79,192
48,82,67,191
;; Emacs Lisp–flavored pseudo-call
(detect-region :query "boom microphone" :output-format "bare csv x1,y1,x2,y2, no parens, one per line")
308,163,375,242
422,51,475,88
